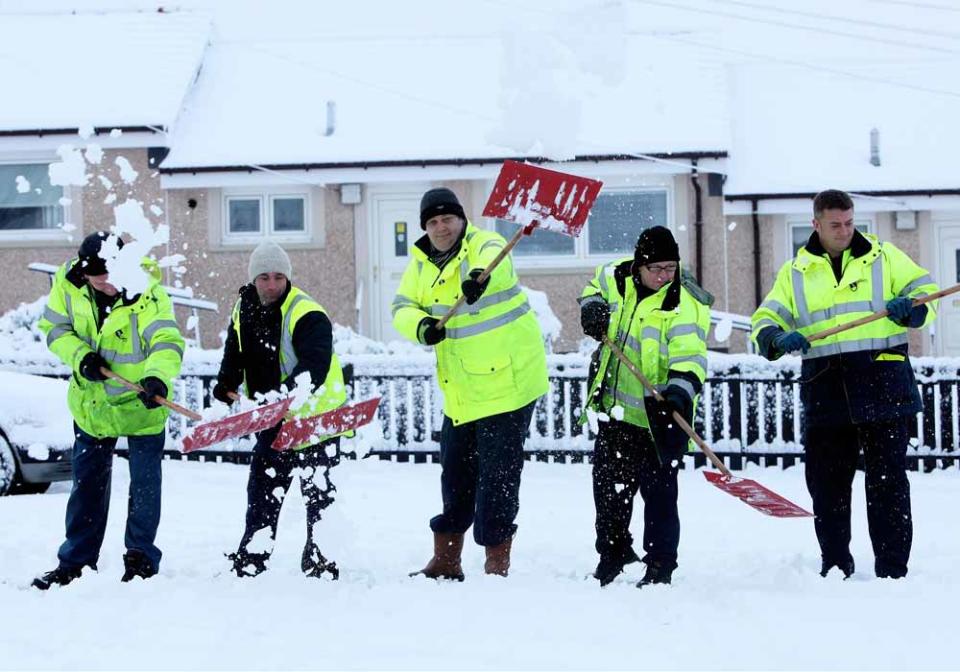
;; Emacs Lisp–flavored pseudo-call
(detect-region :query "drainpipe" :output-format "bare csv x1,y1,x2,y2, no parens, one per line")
690,160,703,285
752,198,762,308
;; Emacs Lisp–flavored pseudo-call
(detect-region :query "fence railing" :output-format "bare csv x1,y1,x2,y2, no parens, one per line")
159,356,960,472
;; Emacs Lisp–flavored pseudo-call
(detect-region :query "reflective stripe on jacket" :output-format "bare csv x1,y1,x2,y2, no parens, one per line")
751,231,938,425
232,286,347,449
581,257,710,432
392,222,548,425
38,257,184,438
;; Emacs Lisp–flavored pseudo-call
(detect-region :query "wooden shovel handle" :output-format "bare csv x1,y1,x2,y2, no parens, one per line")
102,368,203,421
807,282,960,343
434,223,536,330
602,337,732,478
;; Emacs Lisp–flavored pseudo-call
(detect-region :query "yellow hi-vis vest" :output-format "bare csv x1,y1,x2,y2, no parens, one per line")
581,258,710,432
391,222,548,425
232,286,348,449
38,258,184,438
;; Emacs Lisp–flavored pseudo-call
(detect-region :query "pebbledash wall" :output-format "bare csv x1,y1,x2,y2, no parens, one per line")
0,155,938,356
164,185,358,348
0,148,164,323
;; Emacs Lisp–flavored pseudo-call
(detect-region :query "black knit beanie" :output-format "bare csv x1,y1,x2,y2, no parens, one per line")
77,231,123,276
633,226,679,266
420,187,466,229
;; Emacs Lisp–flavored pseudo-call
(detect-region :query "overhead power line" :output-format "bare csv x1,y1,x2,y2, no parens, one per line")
630,0,960,56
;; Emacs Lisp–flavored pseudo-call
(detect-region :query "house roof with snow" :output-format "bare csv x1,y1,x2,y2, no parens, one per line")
159,30,730,170
723,60,960,198
0,11,211,133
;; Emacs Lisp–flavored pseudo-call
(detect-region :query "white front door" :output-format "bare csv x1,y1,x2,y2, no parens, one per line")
368,188,428,342
936,223,960,356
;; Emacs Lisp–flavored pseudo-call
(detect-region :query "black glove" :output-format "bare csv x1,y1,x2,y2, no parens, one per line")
417,317,446,346
461,269,489,305
79,352,109,382
138,377,168,410
772,330,810,355
885,297,927,327
580,300,610,341
645,385,692,462
661,385,690,417
212,382,235,404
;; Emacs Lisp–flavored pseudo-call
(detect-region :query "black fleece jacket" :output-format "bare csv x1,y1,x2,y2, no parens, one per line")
217,283,333,398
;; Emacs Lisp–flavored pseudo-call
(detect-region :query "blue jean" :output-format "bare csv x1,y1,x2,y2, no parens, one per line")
429,401,536,547
57,424,165,571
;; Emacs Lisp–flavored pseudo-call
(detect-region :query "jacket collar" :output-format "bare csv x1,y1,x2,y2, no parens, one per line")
804,228,873,260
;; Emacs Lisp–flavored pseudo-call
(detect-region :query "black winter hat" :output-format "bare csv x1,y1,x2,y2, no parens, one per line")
633,226,679,266
420,187,466,229
77,231,123,276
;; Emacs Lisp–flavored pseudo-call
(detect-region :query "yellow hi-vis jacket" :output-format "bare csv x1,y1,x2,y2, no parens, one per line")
751,231,938,425
392,222,548,425
231,286,348,449
38,257,184,438
580,258,710,434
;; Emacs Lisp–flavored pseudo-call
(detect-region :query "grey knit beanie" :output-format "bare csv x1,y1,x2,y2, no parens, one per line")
248,240,292,283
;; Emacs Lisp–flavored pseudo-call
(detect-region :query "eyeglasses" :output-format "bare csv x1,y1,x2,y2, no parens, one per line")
645,263,678,276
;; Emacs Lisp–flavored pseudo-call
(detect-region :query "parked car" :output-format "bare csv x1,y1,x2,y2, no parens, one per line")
0,371,73,495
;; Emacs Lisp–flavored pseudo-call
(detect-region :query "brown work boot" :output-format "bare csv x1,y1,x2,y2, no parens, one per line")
410,532,465,581
484,537,512,576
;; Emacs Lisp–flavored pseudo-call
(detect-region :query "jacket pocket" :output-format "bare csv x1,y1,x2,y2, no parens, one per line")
875,352,906,362
460,355,516,402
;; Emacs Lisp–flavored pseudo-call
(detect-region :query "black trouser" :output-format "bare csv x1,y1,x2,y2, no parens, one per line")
804,418,912,578
429,401,536,547
593,420,680,569
237,426,339,559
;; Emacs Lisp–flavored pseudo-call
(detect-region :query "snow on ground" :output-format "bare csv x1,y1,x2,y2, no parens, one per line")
2,457,958,670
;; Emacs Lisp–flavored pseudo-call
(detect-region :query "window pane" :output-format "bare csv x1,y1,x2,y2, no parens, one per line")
0,163,64,230
273,197,305,232
495,219,574,256
588,191,667,255
228,199,261,233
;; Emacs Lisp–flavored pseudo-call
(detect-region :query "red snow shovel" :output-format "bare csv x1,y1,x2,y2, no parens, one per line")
271,396,382,451
180,396,295,453
434,160,603,329
601,339,812,518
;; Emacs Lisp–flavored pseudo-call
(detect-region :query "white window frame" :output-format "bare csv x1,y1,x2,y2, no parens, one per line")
222,188,311,244
0,158,71,244
786,215,875,259
487,178,674,270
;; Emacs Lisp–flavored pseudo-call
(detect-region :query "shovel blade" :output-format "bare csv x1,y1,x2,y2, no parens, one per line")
703,470,812,518
181,397,294,453
482,160,603,237
271,397,382,452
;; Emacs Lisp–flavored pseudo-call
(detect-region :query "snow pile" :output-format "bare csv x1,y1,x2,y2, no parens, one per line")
0,296,62,373
1,459,957,670
0,371,73,450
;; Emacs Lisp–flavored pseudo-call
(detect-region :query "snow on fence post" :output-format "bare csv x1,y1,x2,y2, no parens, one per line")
39,351,950,467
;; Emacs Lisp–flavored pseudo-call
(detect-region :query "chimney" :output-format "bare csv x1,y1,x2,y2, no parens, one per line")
870,128,881,167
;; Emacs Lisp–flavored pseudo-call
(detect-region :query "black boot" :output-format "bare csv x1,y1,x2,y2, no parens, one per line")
302,544,339,580
820,557,855,579
31,563,91,591
637,560,674,588
227,549,270,578
594,547,640,587
121,550,158,583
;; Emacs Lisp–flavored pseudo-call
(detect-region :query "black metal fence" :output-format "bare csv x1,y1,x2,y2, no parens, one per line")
156,358,960,472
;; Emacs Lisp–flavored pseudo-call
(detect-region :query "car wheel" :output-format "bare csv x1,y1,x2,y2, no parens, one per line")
0,434,16,496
